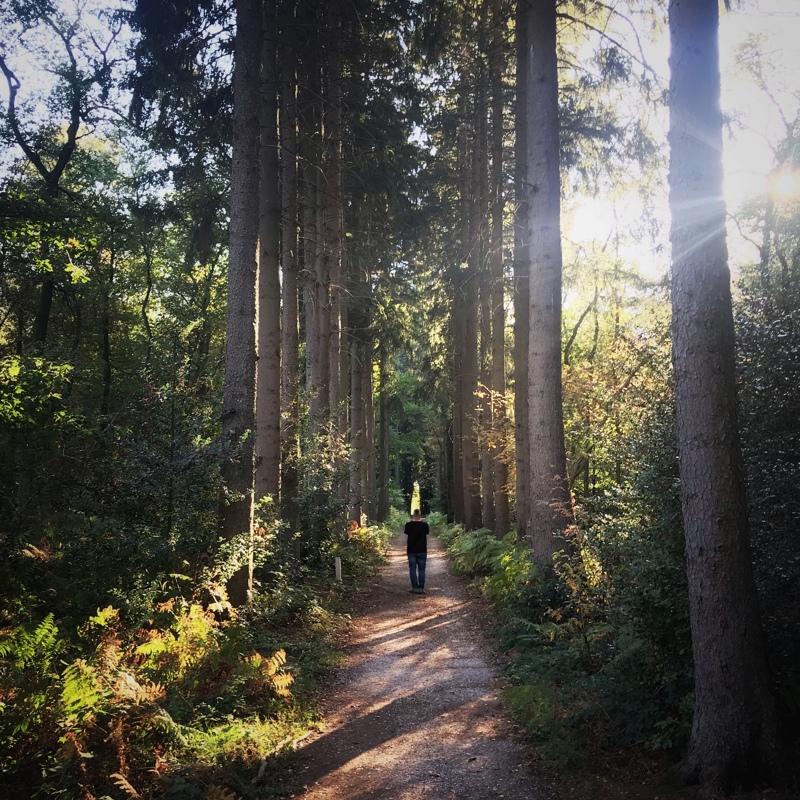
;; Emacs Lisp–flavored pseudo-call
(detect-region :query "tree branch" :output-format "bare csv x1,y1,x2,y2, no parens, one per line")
0,54,52,182
556,10,663,87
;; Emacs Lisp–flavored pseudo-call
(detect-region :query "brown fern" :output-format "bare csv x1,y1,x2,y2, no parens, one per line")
109,772,141,798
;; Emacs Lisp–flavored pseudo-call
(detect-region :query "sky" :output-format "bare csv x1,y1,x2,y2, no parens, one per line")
720,0,800,207
2,0,798,275
565,0,800,275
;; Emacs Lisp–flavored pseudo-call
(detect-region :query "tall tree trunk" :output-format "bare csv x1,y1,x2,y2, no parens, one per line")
524,0,572,562
279,14,300,527
31,276,54,345
325,0,343,422
349,297,366,521
349,334,363,520
452,84,468,526
462,202,481,530
452,278,465,524
365,328,376,518
255,0,281,503
513,0,529,539
221,0,261,606
377,341,390,522
377,341,391,521
100,249,114,416
490,0,510,537
668,0,785,790
459,48,481,532
349,199,369,521
314,147,331,419
476,39,496,533
298,10,324,426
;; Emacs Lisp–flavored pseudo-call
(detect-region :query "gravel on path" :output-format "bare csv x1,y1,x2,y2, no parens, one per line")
292,530,560,800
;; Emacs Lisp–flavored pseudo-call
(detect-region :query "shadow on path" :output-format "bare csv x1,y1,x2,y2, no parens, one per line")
290,532,553,800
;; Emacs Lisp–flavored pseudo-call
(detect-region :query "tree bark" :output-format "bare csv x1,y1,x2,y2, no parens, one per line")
221,0,261,606
365,328,376,519
279,11,300,527
476,37,496,533
490,0,510,537
513,0,529,540
377,341,390,522
298,11,323,426
325,0,343,422
255,0,281,503
460,41,482,532
349,284,367,521
349,199,369,521
100,249,114,416
452,88,468,526
523,0,572,562
668,0,785,790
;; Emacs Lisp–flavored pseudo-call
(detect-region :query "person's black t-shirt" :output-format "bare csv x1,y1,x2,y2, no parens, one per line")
404,519,429,553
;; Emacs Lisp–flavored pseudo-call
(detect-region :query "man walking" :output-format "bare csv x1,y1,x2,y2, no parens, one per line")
404,509,429,594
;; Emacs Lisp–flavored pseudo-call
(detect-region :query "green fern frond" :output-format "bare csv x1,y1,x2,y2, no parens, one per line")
0,614,60,670
135,637,170,658
61,659,104,718
88,605,119,628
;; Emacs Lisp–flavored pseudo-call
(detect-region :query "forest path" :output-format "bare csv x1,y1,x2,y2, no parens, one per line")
291,531,558,800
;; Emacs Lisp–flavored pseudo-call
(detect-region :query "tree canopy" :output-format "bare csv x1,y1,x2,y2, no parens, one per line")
1,0,799,796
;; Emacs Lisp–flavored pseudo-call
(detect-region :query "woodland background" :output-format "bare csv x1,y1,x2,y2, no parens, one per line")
1,0,799,798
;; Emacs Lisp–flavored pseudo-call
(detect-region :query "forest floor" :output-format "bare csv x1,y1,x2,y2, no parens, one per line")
284,532,784,800
287,530,560,800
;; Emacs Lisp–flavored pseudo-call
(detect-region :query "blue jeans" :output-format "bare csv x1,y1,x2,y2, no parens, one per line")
408,552,427,590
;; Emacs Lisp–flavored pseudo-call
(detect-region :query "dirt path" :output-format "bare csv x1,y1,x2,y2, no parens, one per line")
292,532,558,800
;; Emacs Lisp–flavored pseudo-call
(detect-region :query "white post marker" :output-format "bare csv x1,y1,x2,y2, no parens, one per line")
335,556,342,582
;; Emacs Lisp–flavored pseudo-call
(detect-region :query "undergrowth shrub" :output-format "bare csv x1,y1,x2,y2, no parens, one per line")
447,528,504,576
440,402,693,773
0,514,394,799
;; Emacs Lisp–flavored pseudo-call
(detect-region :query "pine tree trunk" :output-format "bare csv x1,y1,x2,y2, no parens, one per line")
523,0,572,561
668,0,785,790
377,341,390,522
279,15,300,527
100,250,114,416
490,0,510,538
365,326,375,519
349,319,365,521
349,200,369,521
477,45,496,533
463,207,481,531
255,0,281,503
513,0,529,539
299,18,325,426
314,145,330,418
325,0,343,422
452,88,468,525
461,50,481,532
222,0,261,606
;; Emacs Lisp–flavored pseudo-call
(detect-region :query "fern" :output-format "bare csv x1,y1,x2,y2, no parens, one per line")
0,613,60,670
135,636,171,662
109,772,142,798
61,659,104,721
88,606,119,628
241,649,294,699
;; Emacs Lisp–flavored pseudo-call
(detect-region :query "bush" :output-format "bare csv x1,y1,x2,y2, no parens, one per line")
438,405,694,767
0,507,389,798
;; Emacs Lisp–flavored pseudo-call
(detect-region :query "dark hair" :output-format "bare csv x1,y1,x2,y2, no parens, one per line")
413,509,420,515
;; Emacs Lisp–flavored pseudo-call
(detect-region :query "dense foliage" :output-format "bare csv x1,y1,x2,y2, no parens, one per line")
1,0,799,796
